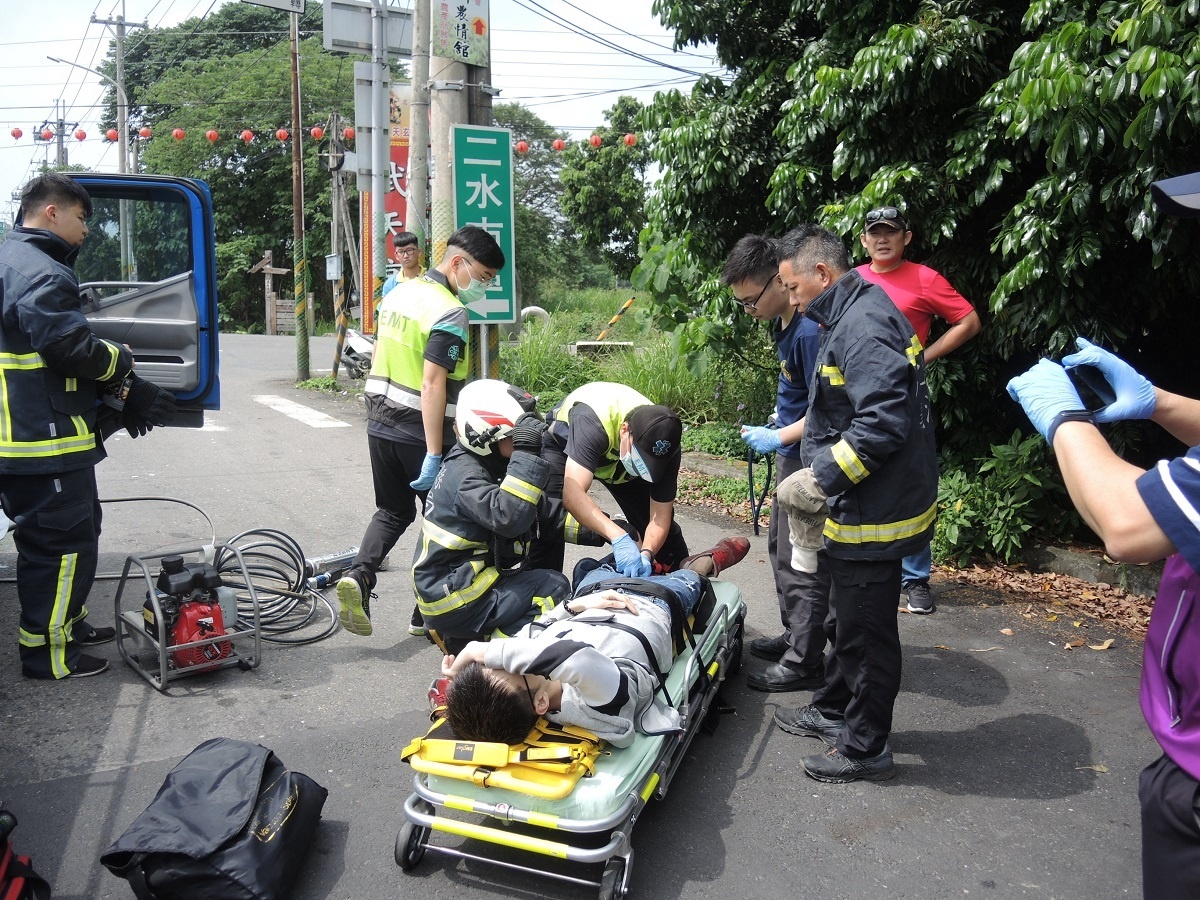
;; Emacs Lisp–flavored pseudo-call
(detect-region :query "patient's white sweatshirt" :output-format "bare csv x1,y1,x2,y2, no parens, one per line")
480,595,680,748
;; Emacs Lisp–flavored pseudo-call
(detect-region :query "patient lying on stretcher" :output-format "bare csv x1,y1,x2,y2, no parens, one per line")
441,540,748,749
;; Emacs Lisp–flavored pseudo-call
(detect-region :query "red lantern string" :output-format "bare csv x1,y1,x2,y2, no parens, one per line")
106,128,118,142
241,130,254,144
342,127,355,142
552,138,565,151
172,128,185,141
138,126,152,139
515,140,529,154
10,128,22,140
206,129,219,142
74,129,87,141
275,128,289,142
310,125,324,140
41,128,54,140
623,133,637,147
589,134,602,148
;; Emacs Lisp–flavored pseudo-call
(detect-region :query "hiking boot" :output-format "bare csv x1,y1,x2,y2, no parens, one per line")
904,582,935,615
680,536,751,577
749,632,789,661
409,603,426,637
773,704,842,745
802,745,895,783
337,570,374,636
78,626,116,646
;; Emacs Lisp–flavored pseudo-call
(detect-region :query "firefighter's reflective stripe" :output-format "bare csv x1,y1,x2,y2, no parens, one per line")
563,512,582,544
0,351,43,369
0,430,96,459
831,438,868,484
819,365,845,386
421,518,488,552
418,565,500,617
500,473,542,505
824,501,937,545
26,552,79,679
906,335,922,365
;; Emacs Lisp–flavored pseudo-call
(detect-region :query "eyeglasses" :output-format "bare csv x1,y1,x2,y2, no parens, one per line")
865,207,907,228
734,274,777,311
522,674,537,712
396,247,419,256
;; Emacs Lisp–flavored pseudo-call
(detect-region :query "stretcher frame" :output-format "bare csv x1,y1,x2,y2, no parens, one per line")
395,578,746,900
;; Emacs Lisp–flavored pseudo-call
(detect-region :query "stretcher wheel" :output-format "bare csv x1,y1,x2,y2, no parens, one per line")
395,819,429,871
599,858,627,900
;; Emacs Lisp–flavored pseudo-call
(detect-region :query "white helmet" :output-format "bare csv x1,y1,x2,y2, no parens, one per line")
455,379,535,456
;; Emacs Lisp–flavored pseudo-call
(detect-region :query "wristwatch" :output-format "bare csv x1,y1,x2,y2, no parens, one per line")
1047,409,1096,445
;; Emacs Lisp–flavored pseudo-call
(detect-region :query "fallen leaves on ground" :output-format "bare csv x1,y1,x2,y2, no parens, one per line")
938,564,1151,638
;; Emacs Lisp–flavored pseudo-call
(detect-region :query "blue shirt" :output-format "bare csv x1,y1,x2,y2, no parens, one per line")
774,311,822,460
1137,446,1200,572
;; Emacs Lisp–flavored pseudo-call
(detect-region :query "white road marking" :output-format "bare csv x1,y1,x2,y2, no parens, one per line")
253,395,351,428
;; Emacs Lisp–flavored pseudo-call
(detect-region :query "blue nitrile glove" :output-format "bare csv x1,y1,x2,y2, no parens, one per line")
741,425,783,455
1006,359,1086,443
1062,337,1156,423
632,550,653,578
409,453,443,491
612,534,644,577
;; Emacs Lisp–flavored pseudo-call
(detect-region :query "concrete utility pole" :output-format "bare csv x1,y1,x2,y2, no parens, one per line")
429,57,467,265
406,0,430,248
92,2,146,176
290,11,310,380
370,0,390,333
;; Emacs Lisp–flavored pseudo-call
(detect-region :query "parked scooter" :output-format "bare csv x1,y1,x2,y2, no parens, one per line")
341,327,374,380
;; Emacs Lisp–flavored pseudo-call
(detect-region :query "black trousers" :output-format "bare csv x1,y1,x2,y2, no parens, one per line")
1141,753,1200,899
350,435,428,590
811,556,902,758
527,437,688,573
0,467,102,678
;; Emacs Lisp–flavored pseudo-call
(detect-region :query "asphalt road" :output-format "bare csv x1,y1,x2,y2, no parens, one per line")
0,334,1157,900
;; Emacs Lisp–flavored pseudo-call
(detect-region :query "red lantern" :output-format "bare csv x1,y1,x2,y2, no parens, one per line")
206,129,219,142
172,128,185,141
552,138,565,151
624,132,637,147
310,125,324,140
342,127,355,142
106,128,119,142
41,128,54,140
138,126,152,139
589,134,602,148
276,128,289,142
9,128,21,140
241,129,254,144
74,129,87,141
515,140,529,154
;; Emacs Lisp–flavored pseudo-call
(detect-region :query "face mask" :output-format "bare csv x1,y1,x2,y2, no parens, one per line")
455,259,489,304
620,445,654,482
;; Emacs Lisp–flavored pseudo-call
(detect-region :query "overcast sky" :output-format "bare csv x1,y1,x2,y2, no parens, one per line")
0,0,723,222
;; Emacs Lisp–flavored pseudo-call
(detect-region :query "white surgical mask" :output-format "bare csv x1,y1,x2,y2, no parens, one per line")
620,445,654,482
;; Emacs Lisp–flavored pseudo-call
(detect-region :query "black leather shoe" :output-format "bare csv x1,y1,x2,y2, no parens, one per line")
78,626,116,646
748,633,789,661
747,662,824,692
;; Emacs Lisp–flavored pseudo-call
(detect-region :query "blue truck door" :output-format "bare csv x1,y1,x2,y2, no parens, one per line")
70,173,220,426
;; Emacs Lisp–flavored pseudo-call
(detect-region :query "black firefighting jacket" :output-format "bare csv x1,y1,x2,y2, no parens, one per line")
0,227,132,475
800,270,938,561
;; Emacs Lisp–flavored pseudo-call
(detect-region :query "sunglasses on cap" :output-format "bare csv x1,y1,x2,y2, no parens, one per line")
865,206,908,227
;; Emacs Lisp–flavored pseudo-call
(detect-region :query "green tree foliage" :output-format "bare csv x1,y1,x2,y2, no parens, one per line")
559,96,650,279
638,0,1200,468
495,102,615,301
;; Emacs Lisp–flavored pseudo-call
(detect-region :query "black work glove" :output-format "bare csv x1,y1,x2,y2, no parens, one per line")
122,408,153,438
125,376,177,428
510,412,548,454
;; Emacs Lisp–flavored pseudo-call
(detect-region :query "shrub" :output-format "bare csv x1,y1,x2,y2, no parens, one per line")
933,431,1079,566
499,317,600,410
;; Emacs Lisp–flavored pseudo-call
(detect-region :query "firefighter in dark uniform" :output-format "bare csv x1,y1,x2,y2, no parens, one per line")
0,173,176,680
412,380,604,655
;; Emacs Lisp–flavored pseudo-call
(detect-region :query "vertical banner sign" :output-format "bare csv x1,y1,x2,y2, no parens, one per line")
452,124,516,324
359,83,412,333
432,0,489,65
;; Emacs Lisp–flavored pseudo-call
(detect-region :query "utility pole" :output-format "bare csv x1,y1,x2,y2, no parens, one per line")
290,11,309,380
93,1,146,176
406,0,430,249
369,0,390,335
429,58,466,265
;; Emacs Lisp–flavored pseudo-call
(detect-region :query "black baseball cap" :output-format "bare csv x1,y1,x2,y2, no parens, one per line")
864,206,909,232
626,405,682,483
1151,172,1200,218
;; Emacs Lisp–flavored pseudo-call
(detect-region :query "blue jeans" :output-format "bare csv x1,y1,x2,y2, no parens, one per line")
901,542,932,588
575,564,703,617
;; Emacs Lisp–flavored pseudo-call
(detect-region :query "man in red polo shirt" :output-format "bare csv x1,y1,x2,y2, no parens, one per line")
856,206,980,615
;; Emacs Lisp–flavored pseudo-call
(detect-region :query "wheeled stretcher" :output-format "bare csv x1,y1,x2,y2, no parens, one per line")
395,577,746,899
